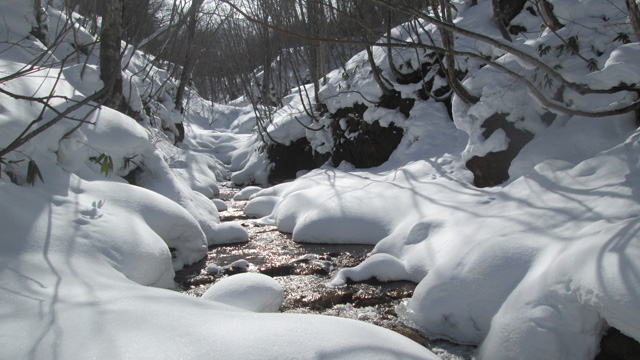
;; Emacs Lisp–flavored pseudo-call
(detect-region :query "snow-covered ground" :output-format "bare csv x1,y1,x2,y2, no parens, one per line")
2,0,640,359
0,1,438,359
235,0,640,359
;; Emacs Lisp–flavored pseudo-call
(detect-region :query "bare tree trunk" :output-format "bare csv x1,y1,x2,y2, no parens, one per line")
386,8,407,80
99,0,125,109
626,0,640,41
366,45,395,96
492,0,512,41
259,1,273,105
539,0,563,31
261,31,273,104
175,0,204,112
307,0,321,103
32,0,48,45
431,0,478,105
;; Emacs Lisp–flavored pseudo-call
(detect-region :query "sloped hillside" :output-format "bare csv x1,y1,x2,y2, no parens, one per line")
236,1,640,358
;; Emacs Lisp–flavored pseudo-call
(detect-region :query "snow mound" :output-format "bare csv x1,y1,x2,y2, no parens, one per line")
233,185,263,200
202,273,285,313
213,198,228,211
244,195,281,218
208,222,250,245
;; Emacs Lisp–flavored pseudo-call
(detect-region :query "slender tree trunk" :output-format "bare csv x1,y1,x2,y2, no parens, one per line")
32,0,48,45
259,0,273,106
99,0,125,109
431,0,478,105
175,0,204,112
626,0,640,41
539,0,563,31
261,30,273,104
307,0,321,103
387,8,407,80
366,45,395,96
492,0,513,41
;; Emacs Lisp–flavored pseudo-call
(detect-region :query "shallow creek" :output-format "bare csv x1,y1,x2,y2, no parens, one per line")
175,185,476,360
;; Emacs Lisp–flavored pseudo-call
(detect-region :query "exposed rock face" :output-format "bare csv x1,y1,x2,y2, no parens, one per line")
266,100,406,184
596,328,640,360
497,0,527,23
266,137,330,184
330,103,404,169
466,113,534,188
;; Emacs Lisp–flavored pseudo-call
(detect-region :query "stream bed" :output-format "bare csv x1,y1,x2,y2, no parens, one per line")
175,185,476,360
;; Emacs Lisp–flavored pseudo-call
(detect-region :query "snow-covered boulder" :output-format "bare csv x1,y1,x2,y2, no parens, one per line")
202,273,285,313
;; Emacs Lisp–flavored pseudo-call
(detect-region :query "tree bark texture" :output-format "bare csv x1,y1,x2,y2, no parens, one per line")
99,0,125,109
307,0,322,103
625,0,640,42
175,0,204,112
492,0,513,41
32,0,49,45
539,0,564,31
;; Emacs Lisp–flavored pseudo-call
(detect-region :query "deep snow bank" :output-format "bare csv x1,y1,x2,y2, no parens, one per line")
242,0,640,358
0,2,439,359
0,171,437,359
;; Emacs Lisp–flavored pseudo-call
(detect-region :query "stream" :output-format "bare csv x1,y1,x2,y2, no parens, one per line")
175,184,476,360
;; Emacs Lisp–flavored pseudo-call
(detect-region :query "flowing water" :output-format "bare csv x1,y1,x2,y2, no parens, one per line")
174,184,476,360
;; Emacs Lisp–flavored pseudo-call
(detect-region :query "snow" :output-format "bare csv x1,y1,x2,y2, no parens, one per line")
0,2,439,359
232,1,640,359
233,185,263,200
213,198,228,211
245,195,281,218
201,273,285,313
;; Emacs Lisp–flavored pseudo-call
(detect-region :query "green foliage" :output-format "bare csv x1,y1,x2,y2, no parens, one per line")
90,153,114,177
537,44,552,57
554,36,580,57
586,58,598,72
533,69,554,90
26,160,44,186
566,36,580,55
614,32,631,44
542,73,553,90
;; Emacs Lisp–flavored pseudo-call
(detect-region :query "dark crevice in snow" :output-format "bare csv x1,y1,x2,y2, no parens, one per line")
329,102,404,169
266,137,330,184
596,327,640,360
466,112,535,187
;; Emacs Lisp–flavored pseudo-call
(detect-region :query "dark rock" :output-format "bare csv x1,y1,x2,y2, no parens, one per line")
509,25,527,35
301,289,355,310
378,91,415,118
122,165,144,185
223,265,248,276
596,328,640,360
466,113,534,187
353,291,390,307
496,0,527,23
259,263,296,277
331,116,404,169
393,327,432,348
266,137,330,184
182,274,216,288
174,122,185,144
395,61,434,85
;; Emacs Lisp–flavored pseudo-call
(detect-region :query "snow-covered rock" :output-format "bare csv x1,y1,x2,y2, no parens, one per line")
201,273,285,313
